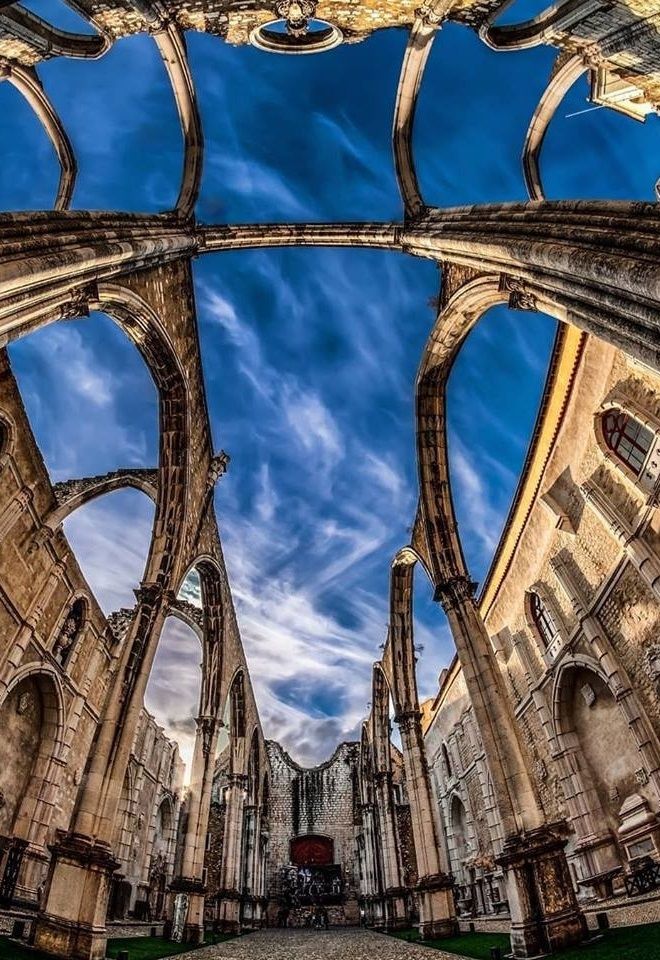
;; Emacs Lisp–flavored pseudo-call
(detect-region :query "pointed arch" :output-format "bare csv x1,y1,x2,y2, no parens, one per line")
1,63,76,210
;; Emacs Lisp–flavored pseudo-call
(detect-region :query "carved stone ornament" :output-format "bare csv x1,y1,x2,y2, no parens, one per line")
498,274,538,313
534,759,548,782
642,643,660,692
275,0,316,36
580,682,596,707
415,3,445,26
208,449,230,487
433,575,478,612
635,767,649,786
60,282,97,321
16,690,34,716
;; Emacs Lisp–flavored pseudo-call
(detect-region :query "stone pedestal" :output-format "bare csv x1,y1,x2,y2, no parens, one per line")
498,824,586,958
416,875,459,939
33,833,120,960
383,886,408,930
214,887,241,933
169,877,205,944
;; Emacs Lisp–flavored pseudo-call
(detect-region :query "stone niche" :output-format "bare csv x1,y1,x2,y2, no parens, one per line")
0,677,43,837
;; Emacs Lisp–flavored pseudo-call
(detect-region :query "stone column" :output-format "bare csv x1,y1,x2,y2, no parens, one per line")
34,582,173,960
0,559,66,689
360,802,383,927
239,804,258,928
171,715,217,944
216,773,246,934
396,710,457,939
0,484,33,539
581,480,660,599
374,772,407,929
435,577,585,957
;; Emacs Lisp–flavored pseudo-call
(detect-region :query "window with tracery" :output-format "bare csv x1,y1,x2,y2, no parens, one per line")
529,591,558,649
601,408,653,476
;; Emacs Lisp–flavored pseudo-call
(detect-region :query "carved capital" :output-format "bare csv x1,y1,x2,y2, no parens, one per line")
133,582,174,610
196,715,216,759
499,274,538,312
227,773,248,790
27,524,56,554
433,575,477,612
415,3,445,26
395,709,422,735
60,282,98,321
374,770,393,787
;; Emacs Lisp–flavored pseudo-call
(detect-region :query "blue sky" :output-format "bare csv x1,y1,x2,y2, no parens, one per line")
3,5,660,767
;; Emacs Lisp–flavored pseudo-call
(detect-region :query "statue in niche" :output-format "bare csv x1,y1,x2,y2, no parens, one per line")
53,598,85,666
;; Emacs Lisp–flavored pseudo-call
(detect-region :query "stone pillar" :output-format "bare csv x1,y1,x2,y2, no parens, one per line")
171,715,217,944
0,559,66,690
239,804,261,928
396,710,457,939
216,773,246,934
582,480,660,598
435,577,586,957
34,582,173,960
360,802,384,927
0,484,33,539
374,772,407,929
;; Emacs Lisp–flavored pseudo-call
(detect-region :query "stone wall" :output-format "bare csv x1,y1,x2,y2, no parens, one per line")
264,740,361,925
110,711,184,921
0,353,185,918
0,350,118,904
425,334,660,909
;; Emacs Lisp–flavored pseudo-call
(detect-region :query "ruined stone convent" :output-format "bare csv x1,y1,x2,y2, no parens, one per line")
1,0,660,957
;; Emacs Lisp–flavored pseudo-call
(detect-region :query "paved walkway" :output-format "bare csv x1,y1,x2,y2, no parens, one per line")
176,928,466,959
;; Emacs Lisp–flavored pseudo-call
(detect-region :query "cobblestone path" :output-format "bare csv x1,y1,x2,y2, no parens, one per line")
176,928,467,959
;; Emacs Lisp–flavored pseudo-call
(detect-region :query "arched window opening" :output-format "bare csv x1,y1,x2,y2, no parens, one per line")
230,673,246,742
178,567,203,608
53,597,86,666
442,742,453,780
529,591,559,650
262,774,270,822
601,408,653,477
144,615,201,776
247,732,260,805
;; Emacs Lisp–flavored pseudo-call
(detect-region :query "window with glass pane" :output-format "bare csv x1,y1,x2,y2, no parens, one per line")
602,409,653,475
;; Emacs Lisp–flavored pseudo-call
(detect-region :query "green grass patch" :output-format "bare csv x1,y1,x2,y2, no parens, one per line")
0,933,232,960
0,936,52,960
106,934,231,959
391,928,510,959
390,921,660,959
